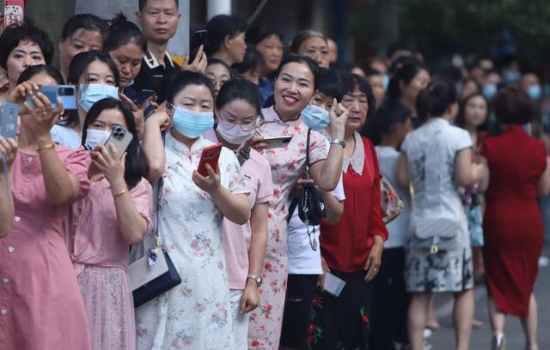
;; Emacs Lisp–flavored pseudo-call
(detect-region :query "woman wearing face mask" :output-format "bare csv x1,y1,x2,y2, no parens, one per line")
0,136,17,238
136,71,250,349
0,64,92,349
202,78,272,350
248,56,349,349
308,73,388,350
51,51,119,150
70,98,152,350
289,30,330,69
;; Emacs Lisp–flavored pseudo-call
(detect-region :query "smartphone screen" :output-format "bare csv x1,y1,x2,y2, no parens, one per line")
104,126,134,158
0,102,18,139
261,136,293,149
133,89,155,107
197,143,222,177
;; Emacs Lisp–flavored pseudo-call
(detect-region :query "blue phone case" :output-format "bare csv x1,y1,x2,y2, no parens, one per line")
0,103,19,139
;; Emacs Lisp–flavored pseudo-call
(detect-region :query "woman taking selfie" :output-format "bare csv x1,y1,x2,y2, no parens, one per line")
136,71,250,349
0,64,92,349
71,98,152,350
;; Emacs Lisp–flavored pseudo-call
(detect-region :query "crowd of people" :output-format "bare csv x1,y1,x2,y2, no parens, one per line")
0,0,549,349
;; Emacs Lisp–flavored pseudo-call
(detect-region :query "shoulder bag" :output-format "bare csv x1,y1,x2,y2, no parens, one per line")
380,175,404,224
128,176,182,308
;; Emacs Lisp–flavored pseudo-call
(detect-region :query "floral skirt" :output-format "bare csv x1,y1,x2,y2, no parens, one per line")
308,270,374,350
405,247,474,293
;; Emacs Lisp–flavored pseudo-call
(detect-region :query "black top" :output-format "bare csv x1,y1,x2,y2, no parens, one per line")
133,50,181,104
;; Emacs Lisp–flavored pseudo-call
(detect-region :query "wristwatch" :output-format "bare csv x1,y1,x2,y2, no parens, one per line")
247,273,263,288
330,139,347,148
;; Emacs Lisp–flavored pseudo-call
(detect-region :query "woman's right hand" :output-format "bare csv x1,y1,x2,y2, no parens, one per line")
146,111,171,132
20,89,64,139
7,81,39,105
0,136,18,172
249,132,268,152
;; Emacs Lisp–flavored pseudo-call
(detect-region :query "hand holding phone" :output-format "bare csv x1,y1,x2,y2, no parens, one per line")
259,136,292,149
25,85,77,110
104,126,134,159
197,143,222,177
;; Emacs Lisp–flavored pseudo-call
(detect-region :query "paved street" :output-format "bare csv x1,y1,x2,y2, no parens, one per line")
428,246,550,349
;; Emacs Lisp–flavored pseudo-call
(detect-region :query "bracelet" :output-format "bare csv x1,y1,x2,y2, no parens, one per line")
112,188,128,198
36,143,55,152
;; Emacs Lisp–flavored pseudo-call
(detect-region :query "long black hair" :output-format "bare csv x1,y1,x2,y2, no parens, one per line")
81,98,148,189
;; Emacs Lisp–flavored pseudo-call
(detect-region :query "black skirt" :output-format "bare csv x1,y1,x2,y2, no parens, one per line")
308,270,374,350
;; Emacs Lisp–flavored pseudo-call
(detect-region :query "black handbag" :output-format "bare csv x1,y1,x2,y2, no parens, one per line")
297,128,327,226
129,176,182,308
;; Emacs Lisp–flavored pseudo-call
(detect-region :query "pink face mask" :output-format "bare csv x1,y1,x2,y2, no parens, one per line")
216,118,256,145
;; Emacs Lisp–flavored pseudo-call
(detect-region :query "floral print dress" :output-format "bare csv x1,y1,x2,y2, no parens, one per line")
135,134,248,350
248,107,327,349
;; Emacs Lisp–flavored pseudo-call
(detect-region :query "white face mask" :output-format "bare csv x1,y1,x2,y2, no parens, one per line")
216,118,256,145
84,129,110,151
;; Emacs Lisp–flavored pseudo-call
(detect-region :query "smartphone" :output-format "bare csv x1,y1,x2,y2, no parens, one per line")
133,89,155,107
26,85,77,110
189,29,207,62
0,102,18,139
104,125,134,158
197,143,222,177
261,136,293,149
150,75,164,92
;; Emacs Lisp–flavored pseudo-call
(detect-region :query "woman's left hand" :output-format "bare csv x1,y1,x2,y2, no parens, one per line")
326,99,350,140
192,164,221,193
91,143,127,191
364,236,384,282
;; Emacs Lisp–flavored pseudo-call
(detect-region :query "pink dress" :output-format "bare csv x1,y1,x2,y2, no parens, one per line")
0,147,92,350
70,178,153,350
248,107,327,349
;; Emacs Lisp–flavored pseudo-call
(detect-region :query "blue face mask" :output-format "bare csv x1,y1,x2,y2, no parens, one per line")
381,74,390,91
527,84,542,101
172,106,214,139
79,84,119,112
301,104,330,131
483,84,497,100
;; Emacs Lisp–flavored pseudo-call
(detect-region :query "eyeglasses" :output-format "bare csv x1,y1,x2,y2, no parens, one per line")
217,113,257,131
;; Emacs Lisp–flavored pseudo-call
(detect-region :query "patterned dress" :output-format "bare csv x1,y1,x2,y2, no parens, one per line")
401,118,474,293
248,106,327,349
135,134,248,349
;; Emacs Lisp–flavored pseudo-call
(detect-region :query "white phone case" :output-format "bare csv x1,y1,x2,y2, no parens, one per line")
105,126,133,158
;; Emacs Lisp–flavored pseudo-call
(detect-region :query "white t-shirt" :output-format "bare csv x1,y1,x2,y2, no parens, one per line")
51,124,82,150
288,175,345,275
375,145,410,248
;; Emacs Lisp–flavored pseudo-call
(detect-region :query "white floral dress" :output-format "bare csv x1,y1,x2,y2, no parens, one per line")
248,107,327,349
135,134,248,349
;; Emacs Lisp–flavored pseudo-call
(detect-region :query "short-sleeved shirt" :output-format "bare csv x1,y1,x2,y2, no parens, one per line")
401,118,472,246
133,50,180,104
203,129,274,289
375,145,410,248
51,124,82,150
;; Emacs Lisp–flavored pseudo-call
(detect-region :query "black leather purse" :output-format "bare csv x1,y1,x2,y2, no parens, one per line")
129,176,182,308
297,128,327,226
